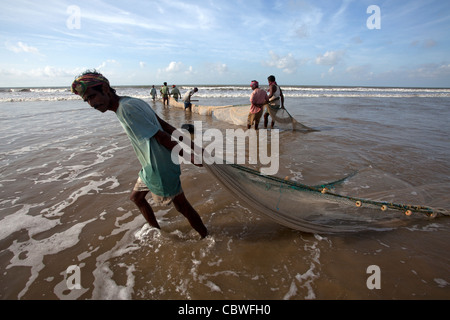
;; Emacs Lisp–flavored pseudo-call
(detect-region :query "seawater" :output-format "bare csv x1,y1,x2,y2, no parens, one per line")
0,86,449,300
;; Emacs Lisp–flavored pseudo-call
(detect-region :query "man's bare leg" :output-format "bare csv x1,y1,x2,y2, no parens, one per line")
130,190,161,229
173,192,208,238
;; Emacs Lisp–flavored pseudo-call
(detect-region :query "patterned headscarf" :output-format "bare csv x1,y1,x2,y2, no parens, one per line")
71,72,110,97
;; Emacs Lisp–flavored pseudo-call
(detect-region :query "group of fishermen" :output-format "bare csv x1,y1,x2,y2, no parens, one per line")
149,75,284,129
150,82,197,111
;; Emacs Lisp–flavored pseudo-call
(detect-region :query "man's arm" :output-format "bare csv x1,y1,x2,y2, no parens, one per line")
249,90,256,104
155,115,203,166
153,130,203,167
156,114,177,135
153,129,178,151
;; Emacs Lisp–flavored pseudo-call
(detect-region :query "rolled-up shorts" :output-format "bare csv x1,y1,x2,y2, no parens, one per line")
247,108,264,126
133,177,182,206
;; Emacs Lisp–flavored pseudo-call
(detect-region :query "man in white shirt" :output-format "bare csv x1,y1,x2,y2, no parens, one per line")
182,87,198,111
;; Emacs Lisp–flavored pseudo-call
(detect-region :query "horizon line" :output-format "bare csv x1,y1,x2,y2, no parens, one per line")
2,84,450,90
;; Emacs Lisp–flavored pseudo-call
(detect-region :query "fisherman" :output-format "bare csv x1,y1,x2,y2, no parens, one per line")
248,80,269,130
71,70,208,238
171,85,181,102
150,85,157,101
264,75,285,129
160,82,170,106
182,87,198,111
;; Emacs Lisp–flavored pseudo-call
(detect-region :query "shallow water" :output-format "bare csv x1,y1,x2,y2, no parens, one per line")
0,86,449,300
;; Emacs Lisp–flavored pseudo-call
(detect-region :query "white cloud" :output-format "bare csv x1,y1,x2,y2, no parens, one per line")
315,50,345,66
289,2,323,39
157,61,194,76
204,62,228,74
139,61,146,68
97,60,119,70
166,61,184,73
362,63,450,87
6,41,41,55
215,63,228,74
28,66,76,78
0,66,82,79
344,65,373,80
321,66,336,79
263,51,300,74
409,63,450,79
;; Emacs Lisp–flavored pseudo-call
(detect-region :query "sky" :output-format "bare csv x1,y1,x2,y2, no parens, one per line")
1,0,449,88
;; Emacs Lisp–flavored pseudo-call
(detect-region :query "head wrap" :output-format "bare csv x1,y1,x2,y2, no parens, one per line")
251,80,259,88
71,72,110,97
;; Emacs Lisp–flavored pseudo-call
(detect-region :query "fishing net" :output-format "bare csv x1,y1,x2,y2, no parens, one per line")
204,163,449,234
168,98,448,233
169,99,314,132
265,104,316,132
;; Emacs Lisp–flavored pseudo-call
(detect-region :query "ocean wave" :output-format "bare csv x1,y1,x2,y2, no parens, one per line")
1,86,449,102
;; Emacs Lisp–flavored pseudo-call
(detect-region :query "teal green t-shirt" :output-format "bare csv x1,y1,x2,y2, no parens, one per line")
115,97,181,197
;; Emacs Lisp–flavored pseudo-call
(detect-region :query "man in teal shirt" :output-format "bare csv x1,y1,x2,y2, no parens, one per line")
72,71,208,238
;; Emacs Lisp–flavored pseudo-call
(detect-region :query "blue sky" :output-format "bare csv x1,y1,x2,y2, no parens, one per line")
1,0,449,87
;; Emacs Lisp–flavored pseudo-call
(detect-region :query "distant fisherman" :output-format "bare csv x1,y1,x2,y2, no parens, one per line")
248,80,269,130
71,70,208,239
182,87,198,111
171,85,181,102
161,82,170,106
150,85,157,101
264,75,285,129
